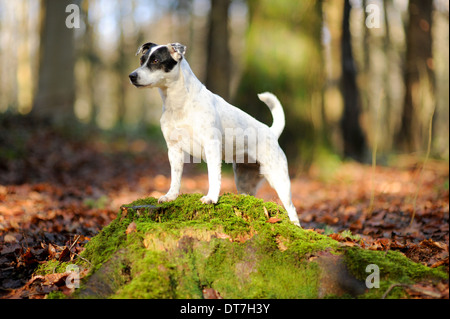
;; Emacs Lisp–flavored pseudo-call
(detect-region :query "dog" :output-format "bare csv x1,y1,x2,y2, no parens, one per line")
129,42,301,227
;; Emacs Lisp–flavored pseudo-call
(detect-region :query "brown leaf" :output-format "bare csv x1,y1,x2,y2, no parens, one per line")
44,273,69,287
235,233,253,243
22,248,38,265
48,243,57,259
276,236,288,251
267,217,282,224
390,240,406,249
4,234,18,243
126,221,137,235
341,241,356,247
420,239,447,251
58,247,71,262
378,238,390,248
430,259,448,268
1,243,21,255
407,283,443,299
368,241,383,250
329,233,343,241
349,219,363,231
216,233,232,241
202,288,223,299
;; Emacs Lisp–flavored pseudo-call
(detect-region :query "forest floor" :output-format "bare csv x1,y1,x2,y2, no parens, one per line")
0,115,448,299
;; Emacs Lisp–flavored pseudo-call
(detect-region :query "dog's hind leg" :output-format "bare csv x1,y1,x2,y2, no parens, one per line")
232,162,264,196
259,155,301,227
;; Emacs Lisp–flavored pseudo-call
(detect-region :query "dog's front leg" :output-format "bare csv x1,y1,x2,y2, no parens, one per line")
200,140,222,204
158,146,184,203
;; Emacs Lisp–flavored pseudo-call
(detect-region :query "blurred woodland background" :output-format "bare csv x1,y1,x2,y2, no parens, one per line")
1,0,449,300
0,0,449,170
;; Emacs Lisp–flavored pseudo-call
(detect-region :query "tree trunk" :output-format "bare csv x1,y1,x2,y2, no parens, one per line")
205,0,231,100
396,0,434,152
32,0,79,125
116,2,128,127
63,194,444,299
81,0,98,125
340,0,367,162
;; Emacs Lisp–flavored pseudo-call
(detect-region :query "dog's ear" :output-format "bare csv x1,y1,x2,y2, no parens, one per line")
168,43,187,61
136,42,157,56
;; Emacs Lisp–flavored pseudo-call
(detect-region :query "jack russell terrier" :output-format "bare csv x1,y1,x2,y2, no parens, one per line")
129,42,300,227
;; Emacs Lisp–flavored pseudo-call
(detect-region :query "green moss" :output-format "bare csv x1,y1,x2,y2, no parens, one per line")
76,194,339,298
34,260,70,275
80,212,130,273
37,193,447,299
343,247,447,299
345,247,446,281
47,291,67,299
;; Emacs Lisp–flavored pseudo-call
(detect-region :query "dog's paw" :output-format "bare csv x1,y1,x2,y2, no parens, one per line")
292,221,302,228
200,196,217,205
158,193,178,203
158,196,169,204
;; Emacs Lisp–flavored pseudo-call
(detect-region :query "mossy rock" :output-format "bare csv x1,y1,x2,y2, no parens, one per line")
51,194,446,299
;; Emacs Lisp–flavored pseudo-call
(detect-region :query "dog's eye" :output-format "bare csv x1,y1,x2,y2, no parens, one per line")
151,58,159,64
139,56,146,65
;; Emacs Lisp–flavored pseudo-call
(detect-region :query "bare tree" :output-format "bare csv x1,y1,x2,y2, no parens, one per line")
205,0,231,100
32,0,80,125
340,0,367,162
396,0,434,152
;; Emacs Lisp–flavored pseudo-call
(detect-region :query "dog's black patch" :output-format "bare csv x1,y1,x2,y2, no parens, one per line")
140,54,148,66
137,42,158,57
144,47,178,73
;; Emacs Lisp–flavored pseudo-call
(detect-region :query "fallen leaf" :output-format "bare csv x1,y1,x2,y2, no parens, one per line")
329,233,343,241
44,272,69,286
22,248,38,266
216,233,232,241
48,243,57,259
430,259,448,269
349,219,363,231
235,233,253,243
202,288,223,299
368,242,383,250
126,221,137,235
276,236,288,251
341,241,356,247
407,283,443,299
420,239,447,251
4,234,18,243
267,217,282,224
58,247,71,262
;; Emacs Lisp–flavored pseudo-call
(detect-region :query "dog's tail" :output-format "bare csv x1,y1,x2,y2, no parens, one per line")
258,92,285,139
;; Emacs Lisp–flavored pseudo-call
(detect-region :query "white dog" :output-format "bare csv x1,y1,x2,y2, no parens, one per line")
129,42,300,227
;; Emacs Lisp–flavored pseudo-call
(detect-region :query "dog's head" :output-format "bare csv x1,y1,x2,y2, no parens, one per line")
129,42,186,88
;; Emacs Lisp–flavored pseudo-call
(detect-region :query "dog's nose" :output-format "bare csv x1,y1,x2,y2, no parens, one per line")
129,72,138,83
